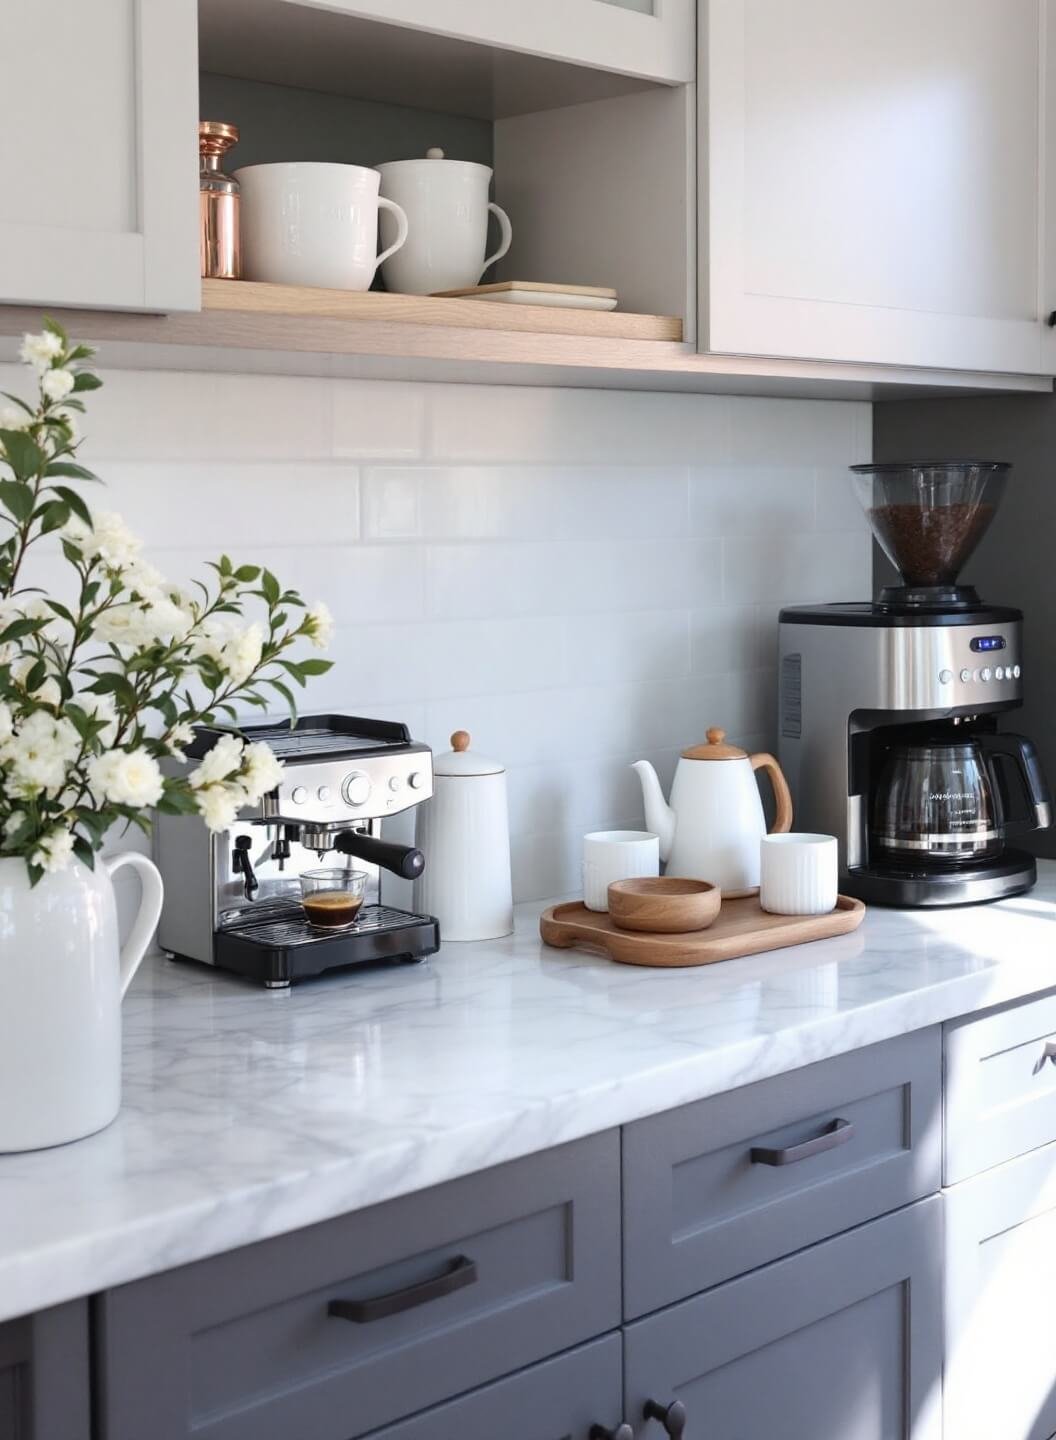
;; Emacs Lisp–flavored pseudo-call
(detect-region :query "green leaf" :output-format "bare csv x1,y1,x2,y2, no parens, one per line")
295,658,333,677
0,430,44,479
0,479,35,523
0,616,47,644
72,836,96,870
71,372,102,392
265,677,298,720
23,658,46,692
38,500,69,535
277,659,307,687
41,316,68,343
45,461,98,482
261,569,280,606
234,564,260,583
0,392,34,415
49,485,92,526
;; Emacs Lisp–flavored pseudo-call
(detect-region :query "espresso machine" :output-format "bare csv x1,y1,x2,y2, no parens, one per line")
156,714,440,985
779,461,1052,907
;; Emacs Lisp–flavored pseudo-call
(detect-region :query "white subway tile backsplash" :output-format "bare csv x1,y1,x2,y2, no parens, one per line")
37,359,870,902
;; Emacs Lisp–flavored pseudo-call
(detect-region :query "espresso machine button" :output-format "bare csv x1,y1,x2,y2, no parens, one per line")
408,770,425,789
960,668,972,684
317,785,332,802
939,669,953,684
291,785,307,804
388,775,402,792
981,667,992,682
342,771,371,807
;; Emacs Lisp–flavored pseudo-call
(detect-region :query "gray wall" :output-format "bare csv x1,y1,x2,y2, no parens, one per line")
199,72,493,171
874,392,1056,857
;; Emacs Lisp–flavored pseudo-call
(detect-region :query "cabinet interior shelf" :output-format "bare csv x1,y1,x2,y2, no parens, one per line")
0,285,1048,402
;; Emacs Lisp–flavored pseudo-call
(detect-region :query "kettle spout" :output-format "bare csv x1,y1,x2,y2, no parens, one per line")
631,760,675,862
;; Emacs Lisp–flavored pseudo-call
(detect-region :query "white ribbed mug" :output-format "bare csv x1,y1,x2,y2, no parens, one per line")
583,830,659,912
760,833,838,916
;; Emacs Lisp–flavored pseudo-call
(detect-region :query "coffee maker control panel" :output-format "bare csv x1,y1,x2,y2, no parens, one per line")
261,747,433,824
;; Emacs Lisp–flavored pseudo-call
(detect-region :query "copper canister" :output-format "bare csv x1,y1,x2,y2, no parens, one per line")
199,120,241,280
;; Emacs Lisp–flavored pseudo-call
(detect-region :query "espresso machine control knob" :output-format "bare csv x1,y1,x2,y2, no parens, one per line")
342,771,371,807
408,771,425,789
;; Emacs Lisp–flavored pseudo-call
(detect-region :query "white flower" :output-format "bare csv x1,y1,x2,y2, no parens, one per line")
189,733,244,789
220,623,263,686
31,827,75,874
1,712,80,797
19,330,63,372
239,741,283,801
0,703,11,742
305,600,334,650
87,747,164,808
195,782,241,832
91,604,155,650
41,368,74,402
62,510,142,575
0,406,32,433
166,721,196,758
33,677,62,708
3,811,25,838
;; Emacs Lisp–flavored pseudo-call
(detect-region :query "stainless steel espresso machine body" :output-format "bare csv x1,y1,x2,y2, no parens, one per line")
778,460,1053,908
156,715,440,986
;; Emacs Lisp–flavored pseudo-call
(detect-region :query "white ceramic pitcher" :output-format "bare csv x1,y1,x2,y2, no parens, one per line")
377,149,512,295
0,852,163,1152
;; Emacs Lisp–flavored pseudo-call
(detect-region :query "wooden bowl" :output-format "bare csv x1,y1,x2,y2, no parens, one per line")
607,877,721,933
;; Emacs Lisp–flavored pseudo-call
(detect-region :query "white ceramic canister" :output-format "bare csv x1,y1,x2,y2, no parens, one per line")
377,148,512,295
413,730,514,941
0,852,163,1152
234,162,409,291
760,833,839,916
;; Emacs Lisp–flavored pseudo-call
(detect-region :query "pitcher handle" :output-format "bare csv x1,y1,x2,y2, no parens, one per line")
103,852,165,998
376,197,409,269
482,202,513,273
750,753,794,833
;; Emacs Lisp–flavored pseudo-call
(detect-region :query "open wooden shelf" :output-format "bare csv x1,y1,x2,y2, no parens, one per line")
0,284,1049,401
201,279,684,342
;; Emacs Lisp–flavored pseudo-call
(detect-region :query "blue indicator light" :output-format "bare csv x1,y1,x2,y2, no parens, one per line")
970,635,1006,653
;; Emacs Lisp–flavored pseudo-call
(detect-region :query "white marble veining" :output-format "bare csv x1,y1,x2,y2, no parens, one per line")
2,869,1056,1323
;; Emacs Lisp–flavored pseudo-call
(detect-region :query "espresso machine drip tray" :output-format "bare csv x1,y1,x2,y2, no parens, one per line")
215,904,441,986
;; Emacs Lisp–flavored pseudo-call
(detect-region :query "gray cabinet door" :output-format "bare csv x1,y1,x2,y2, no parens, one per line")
624,1198,943,1440
97,1131,620,1440
362,1334,624,1440
0,1303,90,1440
623,1028,941,1316
945,1138,1056,1440
0,0,199,311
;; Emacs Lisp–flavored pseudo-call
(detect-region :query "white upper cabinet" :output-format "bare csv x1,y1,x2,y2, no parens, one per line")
701,0,1049,374
0,0,199,314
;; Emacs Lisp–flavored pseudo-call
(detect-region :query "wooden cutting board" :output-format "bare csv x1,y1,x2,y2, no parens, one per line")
539,895,865,968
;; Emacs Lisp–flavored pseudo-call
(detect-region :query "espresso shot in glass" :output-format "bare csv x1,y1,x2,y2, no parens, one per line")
299,868,368,930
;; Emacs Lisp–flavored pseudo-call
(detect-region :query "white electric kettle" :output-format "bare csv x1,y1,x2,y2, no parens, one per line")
414,730,514,941
632,728,793,895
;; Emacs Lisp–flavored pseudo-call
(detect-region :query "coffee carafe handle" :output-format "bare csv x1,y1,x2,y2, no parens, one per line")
977,732,1054,836
750,753,794,834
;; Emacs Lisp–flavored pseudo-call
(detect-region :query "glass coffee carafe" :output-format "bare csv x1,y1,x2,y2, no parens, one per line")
871,730,1051,866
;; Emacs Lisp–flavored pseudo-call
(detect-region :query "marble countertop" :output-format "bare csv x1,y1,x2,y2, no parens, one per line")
3,870,1056,1324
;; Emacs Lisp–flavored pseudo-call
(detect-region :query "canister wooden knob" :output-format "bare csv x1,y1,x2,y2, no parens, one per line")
451,730,471,752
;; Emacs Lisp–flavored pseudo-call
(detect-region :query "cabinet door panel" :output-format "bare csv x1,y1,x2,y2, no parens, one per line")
0,0,198,312
624,1199,943,1440
945,1140,1056,1440
0,1302,91,1440
703,0,1046,373
363,1335,624,1440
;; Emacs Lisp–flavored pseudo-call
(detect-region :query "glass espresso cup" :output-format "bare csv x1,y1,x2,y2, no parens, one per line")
299,868,368,930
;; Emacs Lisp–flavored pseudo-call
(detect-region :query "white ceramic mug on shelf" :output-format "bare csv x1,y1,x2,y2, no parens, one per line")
377,149,512,295
760,833,838,916
235,162,409,291
583,830,660,912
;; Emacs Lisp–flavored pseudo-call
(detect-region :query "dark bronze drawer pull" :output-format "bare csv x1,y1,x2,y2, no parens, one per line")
328,1254,478,1323
750,1116,854,1166
643,1398,687,1436
590,1425,633,1440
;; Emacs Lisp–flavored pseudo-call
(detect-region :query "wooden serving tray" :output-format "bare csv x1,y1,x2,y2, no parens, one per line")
540,895,865,968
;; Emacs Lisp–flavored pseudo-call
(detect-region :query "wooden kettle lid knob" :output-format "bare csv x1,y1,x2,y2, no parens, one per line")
451,730,471,752
706,727,726,745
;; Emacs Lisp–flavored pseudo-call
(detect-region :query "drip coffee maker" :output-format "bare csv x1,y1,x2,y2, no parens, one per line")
778,461,1052,906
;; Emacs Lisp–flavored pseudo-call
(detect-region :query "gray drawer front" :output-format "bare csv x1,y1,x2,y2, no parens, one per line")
624,1197,943,1440
945,991,1056,1184
623,1028,941,1316
97,1132,620,1440
0,1302,91,1440
362,1335,623,1440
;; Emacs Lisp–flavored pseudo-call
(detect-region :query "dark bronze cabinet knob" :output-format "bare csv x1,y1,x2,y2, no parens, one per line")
644,1398,687,1436
590,1425,633,1440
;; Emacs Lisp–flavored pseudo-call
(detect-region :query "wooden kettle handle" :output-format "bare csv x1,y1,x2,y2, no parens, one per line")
750,753,793,833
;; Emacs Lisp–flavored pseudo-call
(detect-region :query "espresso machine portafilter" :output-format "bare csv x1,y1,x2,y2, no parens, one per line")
155,715,440,986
